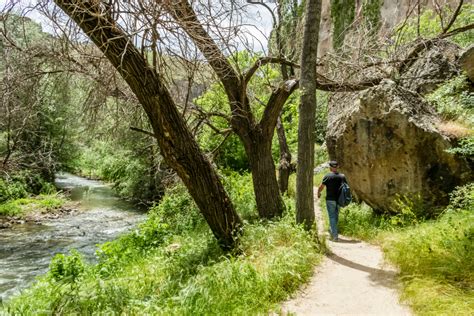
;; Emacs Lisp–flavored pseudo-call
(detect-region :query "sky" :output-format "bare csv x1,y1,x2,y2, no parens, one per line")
0,0,276,52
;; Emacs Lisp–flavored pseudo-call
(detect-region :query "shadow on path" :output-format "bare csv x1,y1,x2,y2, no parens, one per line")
335,238,361,244
327,252,399,289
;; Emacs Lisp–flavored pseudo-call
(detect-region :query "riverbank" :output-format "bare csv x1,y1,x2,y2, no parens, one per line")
2,173,321,314
0,194,80,228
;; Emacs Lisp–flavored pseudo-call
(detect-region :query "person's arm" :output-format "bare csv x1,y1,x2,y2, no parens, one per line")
318,174,329,199
317,184,325,199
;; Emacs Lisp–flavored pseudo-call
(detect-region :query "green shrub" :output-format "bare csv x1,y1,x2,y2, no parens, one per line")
148,185,202,235
425,75,474,124
446,136,474,157
391,193,440,224
0,200,23,216
155,216,319,315
0,170,57,204
0,194,65,217
37,195,64,210
49,250,86,283
222,171,258,220
447,182,474,212
96,216,171,277
77,141,164,203
0,178,28,202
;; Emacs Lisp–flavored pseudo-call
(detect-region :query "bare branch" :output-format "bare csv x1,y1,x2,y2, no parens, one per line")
433,0,445,30
443,0,465,34
210,130,233,158
162,0,242,101
130,126,157,138
440,22,474,38
316,77,383,92
244,57,300,84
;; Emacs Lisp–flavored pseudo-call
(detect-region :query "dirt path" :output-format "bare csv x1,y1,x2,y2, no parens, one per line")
281,191,411,315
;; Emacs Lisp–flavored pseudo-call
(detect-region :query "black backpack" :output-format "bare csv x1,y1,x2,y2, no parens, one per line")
337,181,352,208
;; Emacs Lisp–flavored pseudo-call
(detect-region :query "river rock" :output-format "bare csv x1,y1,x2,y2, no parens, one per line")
459,45,474,82
400,40,461,95
0,222,12,229
326,79,473,213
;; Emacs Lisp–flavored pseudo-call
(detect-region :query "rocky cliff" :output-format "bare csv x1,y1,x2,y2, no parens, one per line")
318,0,462,56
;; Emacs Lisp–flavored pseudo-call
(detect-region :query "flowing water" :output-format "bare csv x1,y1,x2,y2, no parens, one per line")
0,173,147,301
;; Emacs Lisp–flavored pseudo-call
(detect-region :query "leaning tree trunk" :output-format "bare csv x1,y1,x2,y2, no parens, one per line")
54,0,242,250
296,0,323,229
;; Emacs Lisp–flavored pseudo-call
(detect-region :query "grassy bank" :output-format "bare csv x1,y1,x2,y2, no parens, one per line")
337,184,474,315
0,194,66,218
0,171,68,219
381,210,473,314
2,173,322,315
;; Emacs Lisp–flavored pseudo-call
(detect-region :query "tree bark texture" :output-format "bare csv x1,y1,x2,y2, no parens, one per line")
242,133,284,219
54,0,242,250
276,116,292,194
275,0,294,195
296,0,322,229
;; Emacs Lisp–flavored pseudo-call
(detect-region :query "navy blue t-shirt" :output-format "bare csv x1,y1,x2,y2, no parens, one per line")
322,172,347,201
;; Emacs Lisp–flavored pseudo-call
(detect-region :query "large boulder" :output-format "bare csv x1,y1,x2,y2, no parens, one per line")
400,40,461,95
459,45,474,82
326,80,472,213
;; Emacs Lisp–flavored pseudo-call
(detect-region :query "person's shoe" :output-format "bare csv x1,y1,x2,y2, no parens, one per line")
329,236,339,242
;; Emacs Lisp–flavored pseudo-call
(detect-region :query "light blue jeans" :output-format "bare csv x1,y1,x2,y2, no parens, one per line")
326,200,340,239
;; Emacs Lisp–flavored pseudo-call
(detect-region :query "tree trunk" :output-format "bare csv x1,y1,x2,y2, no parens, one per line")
54,0,242,250
275,3,291,195
244,133,284,219
276,116,292,194
296,0,323,229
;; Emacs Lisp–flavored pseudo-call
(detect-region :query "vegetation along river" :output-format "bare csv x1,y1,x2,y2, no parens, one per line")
0,173,146,301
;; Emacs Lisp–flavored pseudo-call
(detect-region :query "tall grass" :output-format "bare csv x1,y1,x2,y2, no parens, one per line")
2,173,322,315
381,210,474,315
337,202,396,240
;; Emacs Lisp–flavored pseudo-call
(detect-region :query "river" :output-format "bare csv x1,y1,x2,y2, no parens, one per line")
0,173,147,301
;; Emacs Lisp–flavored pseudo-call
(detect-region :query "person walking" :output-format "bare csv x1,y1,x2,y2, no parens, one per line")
317,160,347,241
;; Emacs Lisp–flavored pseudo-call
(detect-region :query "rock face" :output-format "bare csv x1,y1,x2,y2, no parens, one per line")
317,0,461,57
459,45,474,82
326,80,472,213
400,40,461,95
